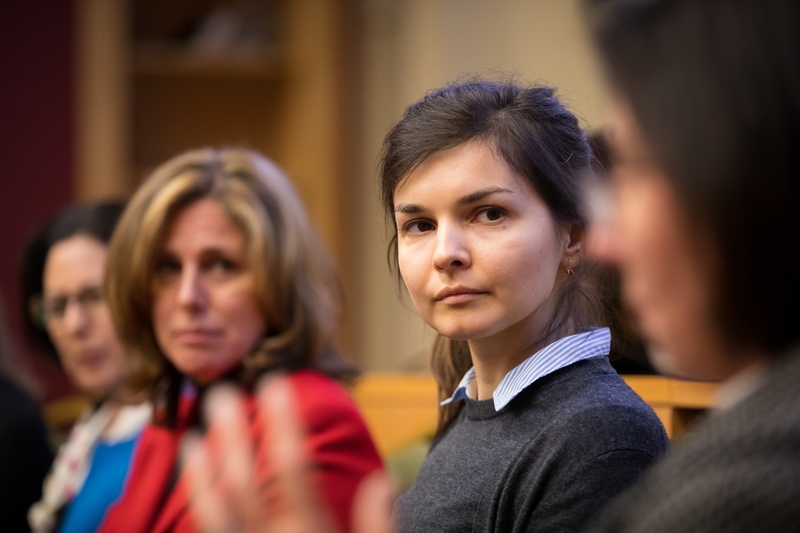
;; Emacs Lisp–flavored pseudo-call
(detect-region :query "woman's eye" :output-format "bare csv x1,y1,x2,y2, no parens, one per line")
404,220,435,234
212,258,236,272
154,259,181,275
475,207,505,223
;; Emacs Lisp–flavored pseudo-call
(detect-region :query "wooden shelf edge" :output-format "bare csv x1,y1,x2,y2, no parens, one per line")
132,41,285,79
623,375,719,409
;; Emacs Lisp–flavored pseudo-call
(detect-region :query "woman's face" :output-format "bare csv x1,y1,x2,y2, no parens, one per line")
43,235,128,400
590,99,739,380
152,198,266,384
394,140,577,347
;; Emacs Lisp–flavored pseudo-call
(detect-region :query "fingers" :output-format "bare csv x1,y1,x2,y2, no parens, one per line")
205,386,263,527
184,432,232,532
353,471,395,533
186,385,264,532
185,376,343,533
257,375,336,533
257,377,309,513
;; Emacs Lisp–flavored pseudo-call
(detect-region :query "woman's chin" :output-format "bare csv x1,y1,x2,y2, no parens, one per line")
81,379,121,402
645,343,728,382
644,344,685,378
434,324,481,342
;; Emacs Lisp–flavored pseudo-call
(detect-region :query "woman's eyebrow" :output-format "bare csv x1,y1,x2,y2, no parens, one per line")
198,246,239,256
394,203,424,214
457,187,514,205
394,187,514,214
153,249,176,259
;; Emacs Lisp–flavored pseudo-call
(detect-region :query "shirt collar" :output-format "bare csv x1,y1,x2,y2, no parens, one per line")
440,327,611,411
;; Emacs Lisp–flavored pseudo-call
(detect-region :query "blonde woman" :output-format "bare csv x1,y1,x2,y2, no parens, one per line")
97,148,382,533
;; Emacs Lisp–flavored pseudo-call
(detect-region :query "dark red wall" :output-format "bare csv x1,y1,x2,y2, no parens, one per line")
0,0,76,399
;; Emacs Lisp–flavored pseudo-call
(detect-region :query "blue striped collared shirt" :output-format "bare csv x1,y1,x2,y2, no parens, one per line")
440,327,612,411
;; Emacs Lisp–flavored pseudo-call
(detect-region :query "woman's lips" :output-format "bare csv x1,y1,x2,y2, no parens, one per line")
74,350,108,369
174,328,224,345
435,286,487,304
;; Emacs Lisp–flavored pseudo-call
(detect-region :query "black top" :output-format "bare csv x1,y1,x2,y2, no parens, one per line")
395,357,669,533
0,376,53,532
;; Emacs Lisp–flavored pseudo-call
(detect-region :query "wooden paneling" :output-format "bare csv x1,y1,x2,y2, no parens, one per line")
74,0,130,201
131,73,286,177
351,373,721,456
350,374,439,457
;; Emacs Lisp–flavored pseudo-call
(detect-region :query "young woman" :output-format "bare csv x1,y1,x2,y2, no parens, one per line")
98,148,382,533
20,203,152,533
582,0,800,530
383,80,668,532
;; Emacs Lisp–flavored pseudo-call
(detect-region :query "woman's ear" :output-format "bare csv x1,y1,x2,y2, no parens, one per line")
561,223,584,271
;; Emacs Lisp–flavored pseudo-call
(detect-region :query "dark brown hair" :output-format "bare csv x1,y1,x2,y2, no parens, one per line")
379,80,606,434
586,0,800,357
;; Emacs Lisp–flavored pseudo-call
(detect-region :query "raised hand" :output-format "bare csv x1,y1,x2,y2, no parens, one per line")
184,376,394,533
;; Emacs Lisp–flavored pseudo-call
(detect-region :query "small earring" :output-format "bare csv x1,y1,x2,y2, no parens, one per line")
565,259,575,276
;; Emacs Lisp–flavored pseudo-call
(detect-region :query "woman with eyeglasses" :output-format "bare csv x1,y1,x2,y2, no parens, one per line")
21,202,151,533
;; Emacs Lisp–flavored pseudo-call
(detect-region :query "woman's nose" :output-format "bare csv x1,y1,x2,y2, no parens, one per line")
432,223,471,270
62,301,91,336
177,266,207,309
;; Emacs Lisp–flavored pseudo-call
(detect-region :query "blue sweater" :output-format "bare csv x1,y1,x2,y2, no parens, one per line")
59,435,139,533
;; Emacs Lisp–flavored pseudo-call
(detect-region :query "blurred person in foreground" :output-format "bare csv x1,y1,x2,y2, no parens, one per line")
582,0,800,530
0,294,51,533
21,202,152,533
98,148,382,533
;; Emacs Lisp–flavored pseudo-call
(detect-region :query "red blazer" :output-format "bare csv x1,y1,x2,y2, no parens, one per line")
99,371,382,533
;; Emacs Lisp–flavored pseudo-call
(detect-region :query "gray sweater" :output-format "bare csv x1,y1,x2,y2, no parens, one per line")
395,357,669,533
589,347,800,533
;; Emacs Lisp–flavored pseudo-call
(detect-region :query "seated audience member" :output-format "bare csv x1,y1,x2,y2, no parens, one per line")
99,148,382,533
582,0,800,530
381,80,667,532
21,202,151,533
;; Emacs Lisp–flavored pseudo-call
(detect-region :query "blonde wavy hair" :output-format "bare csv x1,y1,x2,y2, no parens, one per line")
105,148,353,421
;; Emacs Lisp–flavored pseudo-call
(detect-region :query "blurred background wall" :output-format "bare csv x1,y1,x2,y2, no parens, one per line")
1,0,609,397
1,0,76,398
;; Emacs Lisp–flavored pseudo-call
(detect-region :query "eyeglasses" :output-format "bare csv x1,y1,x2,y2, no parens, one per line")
30,285,106,327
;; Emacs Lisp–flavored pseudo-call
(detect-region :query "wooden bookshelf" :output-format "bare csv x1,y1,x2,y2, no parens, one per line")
75,0,363,356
